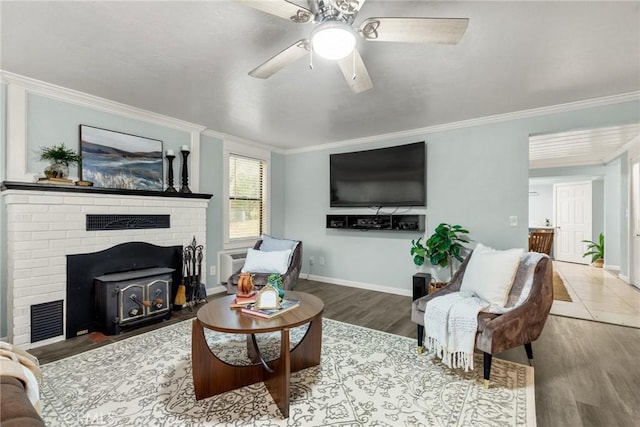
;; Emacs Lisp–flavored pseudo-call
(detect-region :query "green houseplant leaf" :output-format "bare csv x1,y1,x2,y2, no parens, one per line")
39,143,81,165
424,223,470,279
581,232,604,264
410,237,426,266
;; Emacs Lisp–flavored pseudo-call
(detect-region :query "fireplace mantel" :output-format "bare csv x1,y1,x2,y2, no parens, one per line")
1,181,212,199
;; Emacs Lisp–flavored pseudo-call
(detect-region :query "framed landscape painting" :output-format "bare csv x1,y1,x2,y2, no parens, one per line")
80,125,163,191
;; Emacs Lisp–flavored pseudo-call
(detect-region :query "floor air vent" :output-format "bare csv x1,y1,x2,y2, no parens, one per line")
86,214,170,231
31,300,63,343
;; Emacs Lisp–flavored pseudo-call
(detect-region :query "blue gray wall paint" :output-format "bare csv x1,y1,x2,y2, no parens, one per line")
199,134,223,289
592,180,605,241
603,153,628,271
270,152,286,238
283,100,640,292
26,94,191,177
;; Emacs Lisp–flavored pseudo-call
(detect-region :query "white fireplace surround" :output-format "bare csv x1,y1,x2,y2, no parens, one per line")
3,188,209,349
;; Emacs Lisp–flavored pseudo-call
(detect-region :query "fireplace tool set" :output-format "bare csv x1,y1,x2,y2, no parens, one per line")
178,237,207,310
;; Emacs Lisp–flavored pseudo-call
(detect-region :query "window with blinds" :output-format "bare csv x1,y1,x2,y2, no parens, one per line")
228,154,267,240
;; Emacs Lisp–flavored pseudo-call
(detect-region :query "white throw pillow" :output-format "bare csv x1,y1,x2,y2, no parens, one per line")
460,243,524,307
241,248,292,274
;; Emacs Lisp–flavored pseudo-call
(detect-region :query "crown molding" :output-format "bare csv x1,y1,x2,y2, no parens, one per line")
284,91,640,155
202,129,284,154
0,70,206,134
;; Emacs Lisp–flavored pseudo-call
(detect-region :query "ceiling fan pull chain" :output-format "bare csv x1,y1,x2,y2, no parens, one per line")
309,48,314,70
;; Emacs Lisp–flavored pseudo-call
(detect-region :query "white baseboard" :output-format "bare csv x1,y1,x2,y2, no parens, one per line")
306,274,412,297
617,274,630,284
604,264,620,272
206,285,228,295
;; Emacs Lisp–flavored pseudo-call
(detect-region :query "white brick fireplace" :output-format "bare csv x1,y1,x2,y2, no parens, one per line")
2,185,210,349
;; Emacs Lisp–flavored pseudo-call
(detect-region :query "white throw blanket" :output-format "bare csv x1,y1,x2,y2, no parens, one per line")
424,291,489,371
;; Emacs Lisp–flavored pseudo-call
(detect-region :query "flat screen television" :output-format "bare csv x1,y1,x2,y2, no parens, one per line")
330,142,426,207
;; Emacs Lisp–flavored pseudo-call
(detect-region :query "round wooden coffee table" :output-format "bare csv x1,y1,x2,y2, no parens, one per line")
191,291,324,418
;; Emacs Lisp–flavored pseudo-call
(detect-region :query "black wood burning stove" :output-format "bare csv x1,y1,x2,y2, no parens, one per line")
66,242,182,339
95,267,174,335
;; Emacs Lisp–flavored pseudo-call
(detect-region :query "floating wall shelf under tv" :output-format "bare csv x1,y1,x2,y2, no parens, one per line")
326,214,425,232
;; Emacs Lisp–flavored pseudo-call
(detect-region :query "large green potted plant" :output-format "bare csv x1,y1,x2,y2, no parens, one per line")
40,143,81,179
582,232,604,268
425,223,470,280
410,223,470,282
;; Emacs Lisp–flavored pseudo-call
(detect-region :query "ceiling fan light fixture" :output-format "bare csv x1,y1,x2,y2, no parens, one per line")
311,21,356,60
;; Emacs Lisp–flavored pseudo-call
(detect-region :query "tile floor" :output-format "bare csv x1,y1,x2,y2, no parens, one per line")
551,261,640,328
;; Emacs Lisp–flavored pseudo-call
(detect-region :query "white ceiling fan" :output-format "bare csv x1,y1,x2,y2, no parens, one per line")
236,0,469,93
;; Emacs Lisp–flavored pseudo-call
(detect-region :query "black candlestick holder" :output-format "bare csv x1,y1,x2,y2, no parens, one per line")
165,154,177,192
180,149,191,193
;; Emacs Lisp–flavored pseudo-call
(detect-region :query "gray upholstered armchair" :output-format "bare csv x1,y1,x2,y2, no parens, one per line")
226,238,303,294
411,251,553,387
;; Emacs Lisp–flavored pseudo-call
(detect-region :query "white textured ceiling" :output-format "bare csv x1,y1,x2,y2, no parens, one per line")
1,1,639,150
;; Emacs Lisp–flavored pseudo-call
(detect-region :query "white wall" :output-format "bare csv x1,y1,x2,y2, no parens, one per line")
528,184,554,227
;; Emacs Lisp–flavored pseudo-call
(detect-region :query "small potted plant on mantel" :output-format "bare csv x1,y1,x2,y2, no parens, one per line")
582,232,604,268
39,143,81,180
411,223,470,291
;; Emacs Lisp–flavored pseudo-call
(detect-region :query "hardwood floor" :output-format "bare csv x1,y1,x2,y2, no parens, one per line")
31,279,640,427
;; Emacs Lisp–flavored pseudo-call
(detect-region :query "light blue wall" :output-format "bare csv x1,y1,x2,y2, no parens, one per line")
199,134,223,289
604,156,623,268
1,83,7,338
619,152,629,275
592,180,605,240
270,152,286,238
26,94,191,178
283,100,640,292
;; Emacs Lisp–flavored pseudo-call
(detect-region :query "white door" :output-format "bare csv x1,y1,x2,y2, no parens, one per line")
631,161,640,288
554,181,592,264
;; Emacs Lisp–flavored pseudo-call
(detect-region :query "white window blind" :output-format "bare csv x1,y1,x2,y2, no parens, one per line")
228,154,266,240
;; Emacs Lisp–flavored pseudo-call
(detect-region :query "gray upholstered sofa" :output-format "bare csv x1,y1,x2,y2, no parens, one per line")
411,250,553,386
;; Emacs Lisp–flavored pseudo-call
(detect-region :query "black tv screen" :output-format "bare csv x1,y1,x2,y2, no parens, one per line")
330,142,426,207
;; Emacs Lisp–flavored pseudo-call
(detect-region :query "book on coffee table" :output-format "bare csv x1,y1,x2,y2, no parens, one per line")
230,292,257,308
240,299,300,319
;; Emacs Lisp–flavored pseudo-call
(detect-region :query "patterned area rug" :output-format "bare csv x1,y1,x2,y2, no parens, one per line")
40,319,535,426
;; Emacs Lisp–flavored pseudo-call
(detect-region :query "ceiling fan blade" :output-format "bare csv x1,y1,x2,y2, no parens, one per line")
234,0,313,23
359,17,469,44
249,39,309,79
337,49,373,94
